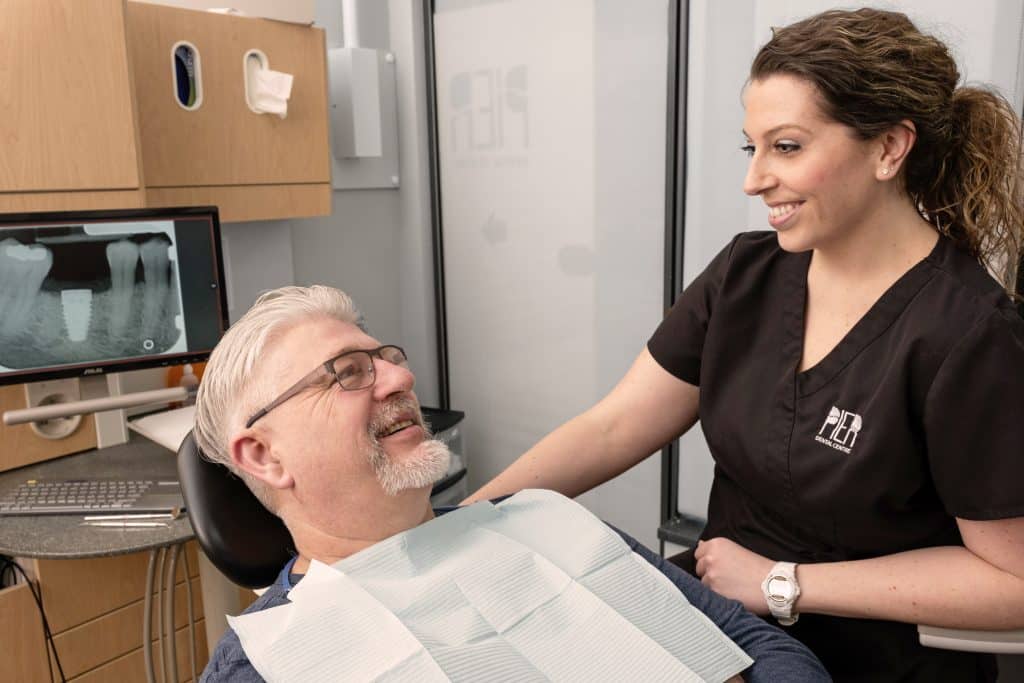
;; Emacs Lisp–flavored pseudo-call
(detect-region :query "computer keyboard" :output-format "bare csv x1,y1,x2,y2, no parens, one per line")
0,478,182,515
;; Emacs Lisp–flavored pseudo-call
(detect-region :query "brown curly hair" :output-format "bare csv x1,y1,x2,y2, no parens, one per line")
750,8,1024,299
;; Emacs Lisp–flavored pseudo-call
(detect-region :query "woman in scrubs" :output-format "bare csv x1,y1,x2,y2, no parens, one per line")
465,8,1024,681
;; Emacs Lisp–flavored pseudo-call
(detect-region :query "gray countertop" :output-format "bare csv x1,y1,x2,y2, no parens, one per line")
0,435,194,559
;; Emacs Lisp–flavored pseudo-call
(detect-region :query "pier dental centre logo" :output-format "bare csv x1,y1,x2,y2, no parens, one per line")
448,65,529,156
815,406,862,454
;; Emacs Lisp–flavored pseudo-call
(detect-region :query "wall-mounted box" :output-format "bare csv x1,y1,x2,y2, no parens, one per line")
328,47,401,190
329,47,384,159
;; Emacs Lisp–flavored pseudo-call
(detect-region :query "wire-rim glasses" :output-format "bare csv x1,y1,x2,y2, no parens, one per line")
245,345,408,428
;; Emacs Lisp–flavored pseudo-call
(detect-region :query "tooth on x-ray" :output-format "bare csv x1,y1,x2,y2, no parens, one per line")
61,289,93,342
140,238,170,343
106,240,140,337
0,239,53,338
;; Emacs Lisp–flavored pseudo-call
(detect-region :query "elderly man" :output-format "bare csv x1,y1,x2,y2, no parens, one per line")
194,285,826,682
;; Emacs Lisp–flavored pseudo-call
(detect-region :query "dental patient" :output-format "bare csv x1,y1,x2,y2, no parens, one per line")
193,286,827,682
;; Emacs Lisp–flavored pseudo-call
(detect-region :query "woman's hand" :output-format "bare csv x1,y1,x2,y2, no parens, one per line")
694,537,775,615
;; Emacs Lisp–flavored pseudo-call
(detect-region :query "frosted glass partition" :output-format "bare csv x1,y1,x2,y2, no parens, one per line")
434,0,669,547
678,0,1024,520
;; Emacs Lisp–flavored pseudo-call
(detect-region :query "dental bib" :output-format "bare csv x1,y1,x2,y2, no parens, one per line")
228,490,752,682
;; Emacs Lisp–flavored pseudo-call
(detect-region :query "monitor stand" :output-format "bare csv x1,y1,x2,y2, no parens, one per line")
82,374,130,447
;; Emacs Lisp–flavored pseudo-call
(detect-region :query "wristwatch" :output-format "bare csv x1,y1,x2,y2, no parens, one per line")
761,561,801,626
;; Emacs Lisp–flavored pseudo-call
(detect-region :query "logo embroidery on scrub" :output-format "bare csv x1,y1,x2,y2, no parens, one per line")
815,406,862,454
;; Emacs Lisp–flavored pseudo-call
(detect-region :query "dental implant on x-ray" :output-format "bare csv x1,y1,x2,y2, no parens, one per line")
60,289,93,342
0,238,53,339
105,239,140,337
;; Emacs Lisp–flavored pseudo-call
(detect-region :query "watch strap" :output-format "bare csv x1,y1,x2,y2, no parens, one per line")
761,561,800,626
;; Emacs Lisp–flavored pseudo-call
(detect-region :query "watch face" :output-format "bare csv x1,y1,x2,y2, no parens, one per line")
767,576,794,601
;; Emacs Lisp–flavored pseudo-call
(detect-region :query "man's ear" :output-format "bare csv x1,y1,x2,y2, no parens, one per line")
229,431,294,490
876,119,917,181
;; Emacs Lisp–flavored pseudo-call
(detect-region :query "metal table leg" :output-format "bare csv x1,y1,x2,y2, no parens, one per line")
164,543,181,683
144,549,159,683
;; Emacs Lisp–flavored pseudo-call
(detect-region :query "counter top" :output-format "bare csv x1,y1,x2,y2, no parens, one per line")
0,436,194,559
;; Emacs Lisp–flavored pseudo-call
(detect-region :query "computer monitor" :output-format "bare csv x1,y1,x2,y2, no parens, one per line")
0,206,228,387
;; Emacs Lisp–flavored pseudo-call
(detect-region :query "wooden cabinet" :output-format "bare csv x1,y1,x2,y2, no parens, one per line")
0,0,146,213
0,0,331,222
127,2,330,188
1,583,51,682
127,1,332,221
13,543,212,682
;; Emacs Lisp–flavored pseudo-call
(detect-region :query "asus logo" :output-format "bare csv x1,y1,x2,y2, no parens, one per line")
83,368,104,376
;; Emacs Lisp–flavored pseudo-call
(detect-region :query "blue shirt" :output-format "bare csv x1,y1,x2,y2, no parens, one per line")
201,518,828,682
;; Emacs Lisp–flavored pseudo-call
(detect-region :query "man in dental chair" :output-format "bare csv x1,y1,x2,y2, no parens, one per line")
194,285,827,682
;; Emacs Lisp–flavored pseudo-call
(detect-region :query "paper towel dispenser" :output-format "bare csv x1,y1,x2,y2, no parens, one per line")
171,41,203,110
243,49,294,118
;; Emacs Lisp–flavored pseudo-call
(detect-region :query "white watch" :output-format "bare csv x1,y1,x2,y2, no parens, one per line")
761,561,800,626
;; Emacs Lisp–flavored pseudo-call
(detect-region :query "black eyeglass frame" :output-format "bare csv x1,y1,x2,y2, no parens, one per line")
244,345,408,428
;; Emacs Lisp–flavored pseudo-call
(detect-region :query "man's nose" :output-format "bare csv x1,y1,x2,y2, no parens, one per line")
372,355,415,399
742,154,775,196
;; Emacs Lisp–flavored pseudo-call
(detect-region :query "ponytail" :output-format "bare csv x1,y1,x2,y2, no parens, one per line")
915,87,1024,299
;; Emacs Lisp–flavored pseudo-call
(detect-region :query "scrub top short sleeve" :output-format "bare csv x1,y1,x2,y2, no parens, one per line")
645,231,1017,681
925,307,1024,520
648,234,741,386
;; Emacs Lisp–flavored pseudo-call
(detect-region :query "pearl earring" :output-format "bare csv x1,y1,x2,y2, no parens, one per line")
882,168,891,175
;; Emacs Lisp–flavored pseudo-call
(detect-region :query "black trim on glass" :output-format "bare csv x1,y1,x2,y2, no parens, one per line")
423,0,451,410
660,0,688,534
1015,74,1024,317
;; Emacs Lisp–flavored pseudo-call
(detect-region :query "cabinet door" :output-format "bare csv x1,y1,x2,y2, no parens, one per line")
0,584,50,681
0,0,142,193
127,2,331,188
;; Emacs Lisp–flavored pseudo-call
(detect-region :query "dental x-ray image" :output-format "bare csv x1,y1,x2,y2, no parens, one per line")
0,223,186,370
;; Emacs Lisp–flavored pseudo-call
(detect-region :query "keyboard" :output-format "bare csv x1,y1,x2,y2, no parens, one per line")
0,478,185,516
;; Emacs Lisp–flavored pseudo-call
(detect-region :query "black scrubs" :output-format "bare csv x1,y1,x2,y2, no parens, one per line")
649,231,1024,682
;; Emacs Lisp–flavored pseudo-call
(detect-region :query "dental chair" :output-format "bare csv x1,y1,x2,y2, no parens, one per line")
176,430,292,589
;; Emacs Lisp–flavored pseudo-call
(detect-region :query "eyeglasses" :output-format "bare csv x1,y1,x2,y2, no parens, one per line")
245,345,409,428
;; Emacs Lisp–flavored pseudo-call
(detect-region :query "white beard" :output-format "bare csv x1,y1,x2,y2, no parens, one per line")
368,435,452,496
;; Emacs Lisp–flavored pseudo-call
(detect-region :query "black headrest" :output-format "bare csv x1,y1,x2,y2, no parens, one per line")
177,431,294,588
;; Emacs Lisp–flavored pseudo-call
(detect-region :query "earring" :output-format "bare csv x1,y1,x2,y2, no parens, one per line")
882,168,891,175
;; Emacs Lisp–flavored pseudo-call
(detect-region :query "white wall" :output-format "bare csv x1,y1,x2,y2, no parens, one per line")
434,0,669,547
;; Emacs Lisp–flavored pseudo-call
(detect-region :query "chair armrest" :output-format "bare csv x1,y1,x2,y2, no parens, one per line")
918,625,1024,654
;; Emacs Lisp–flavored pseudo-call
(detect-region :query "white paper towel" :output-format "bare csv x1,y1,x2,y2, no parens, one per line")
249,67,294,119
229,490,753,682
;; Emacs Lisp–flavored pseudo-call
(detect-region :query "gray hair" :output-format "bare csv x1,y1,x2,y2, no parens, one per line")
193,285,363,511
